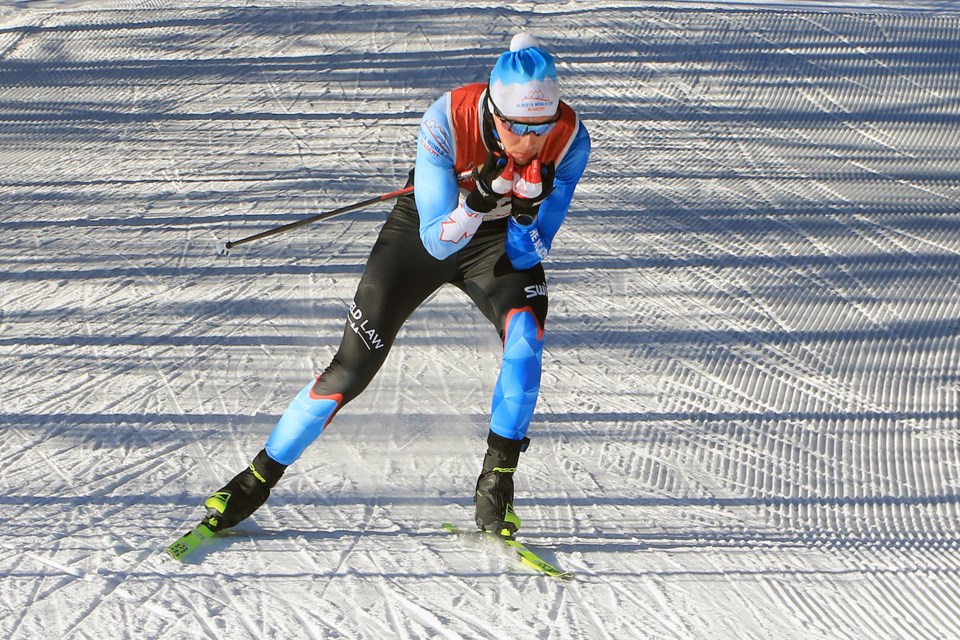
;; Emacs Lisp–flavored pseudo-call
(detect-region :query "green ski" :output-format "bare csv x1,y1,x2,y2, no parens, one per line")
441,522,574,581
164,523,216,561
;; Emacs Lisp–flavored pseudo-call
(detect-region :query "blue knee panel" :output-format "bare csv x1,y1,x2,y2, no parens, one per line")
265,380,341,465
490,309,544,441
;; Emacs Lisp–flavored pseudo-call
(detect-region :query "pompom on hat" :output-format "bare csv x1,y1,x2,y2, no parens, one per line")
488,33,559,119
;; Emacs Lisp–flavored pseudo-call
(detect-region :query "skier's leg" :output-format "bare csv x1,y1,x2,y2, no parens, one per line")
473,306,544,535
459,246,548,536
264,190,453,465
206,188,451,530
489,305,545,442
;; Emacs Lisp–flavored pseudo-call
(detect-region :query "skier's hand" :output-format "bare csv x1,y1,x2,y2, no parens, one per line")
466,152,514,214
510,159,555,225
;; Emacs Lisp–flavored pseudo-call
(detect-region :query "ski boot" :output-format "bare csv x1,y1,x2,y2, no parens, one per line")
474,431,529,538
202,449,287,532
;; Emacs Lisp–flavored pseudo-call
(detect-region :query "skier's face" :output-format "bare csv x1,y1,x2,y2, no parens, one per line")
493,114,553,167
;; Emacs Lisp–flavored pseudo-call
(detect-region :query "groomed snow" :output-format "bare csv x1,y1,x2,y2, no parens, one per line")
2,1,960,639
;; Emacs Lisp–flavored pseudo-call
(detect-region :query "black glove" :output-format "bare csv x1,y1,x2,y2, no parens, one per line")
511,160,555,225
466,152,513,214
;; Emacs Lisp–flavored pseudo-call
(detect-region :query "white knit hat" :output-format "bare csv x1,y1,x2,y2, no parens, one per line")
488,33,559,118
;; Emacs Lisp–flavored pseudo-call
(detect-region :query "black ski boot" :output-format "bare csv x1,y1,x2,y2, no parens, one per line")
474,431,529,538
202,449,287,532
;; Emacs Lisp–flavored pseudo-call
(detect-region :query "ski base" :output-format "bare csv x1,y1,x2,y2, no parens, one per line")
165,523,216,561
441,522,574,581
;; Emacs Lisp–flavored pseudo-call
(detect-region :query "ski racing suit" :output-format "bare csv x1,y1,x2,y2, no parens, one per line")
263,82,591,466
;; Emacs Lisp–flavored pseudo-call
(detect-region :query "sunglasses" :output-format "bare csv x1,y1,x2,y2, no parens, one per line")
487,94,560,137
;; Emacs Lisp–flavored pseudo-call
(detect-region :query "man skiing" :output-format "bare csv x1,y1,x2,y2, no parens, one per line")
199,32,591,540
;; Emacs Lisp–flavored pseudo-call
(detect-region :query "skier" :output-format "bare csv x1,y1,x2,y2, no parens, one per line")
200,33,590,539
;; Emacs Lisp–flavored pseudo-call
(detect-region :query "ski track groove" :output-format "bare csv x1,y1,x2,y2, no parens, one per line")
763,576,846,640
52,549,159,640
415,542,510,639
616,185,952,544
172,581,223,639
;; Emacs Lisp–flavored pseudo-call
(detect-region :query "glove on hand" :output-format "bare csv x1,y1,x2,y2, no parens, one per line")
466,152,514,214
510,159,556,225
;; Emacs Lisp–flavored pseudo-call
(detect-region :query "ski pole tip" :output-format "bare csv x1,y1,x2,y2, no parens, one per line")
215,240,231,257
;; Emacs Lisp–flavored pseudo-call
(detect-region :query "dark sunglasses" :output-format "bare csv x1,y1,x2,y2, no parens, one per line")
487,93,560,137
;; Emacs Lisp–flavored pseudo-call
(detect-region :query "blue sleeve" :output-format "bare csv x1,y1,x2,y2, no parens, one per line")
506,122,591,270
414,95,470,261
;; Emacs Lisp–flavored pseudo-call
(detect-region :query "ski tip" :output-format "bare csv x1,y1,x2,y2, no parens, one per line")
444,521,574,580
516,554,576,581
164,524,216,562
164,538,194,562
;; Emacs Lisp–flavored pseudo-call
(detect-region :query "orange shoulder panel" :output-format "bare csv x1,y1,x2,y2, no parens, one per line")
449,83,488,175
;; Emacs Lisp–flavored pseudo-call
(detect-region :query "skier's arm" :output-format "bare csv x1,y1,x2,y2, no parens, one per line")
505,122,591,270
415,96,478,261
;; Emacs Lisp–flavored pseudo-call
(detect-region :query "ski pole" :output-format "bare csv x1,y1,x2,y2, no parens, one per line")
214,171,473,256
215,184,414,256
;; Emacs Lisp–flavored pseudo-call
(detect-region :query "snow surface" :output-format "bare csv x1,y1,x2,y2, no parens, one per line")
2,1,960,638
